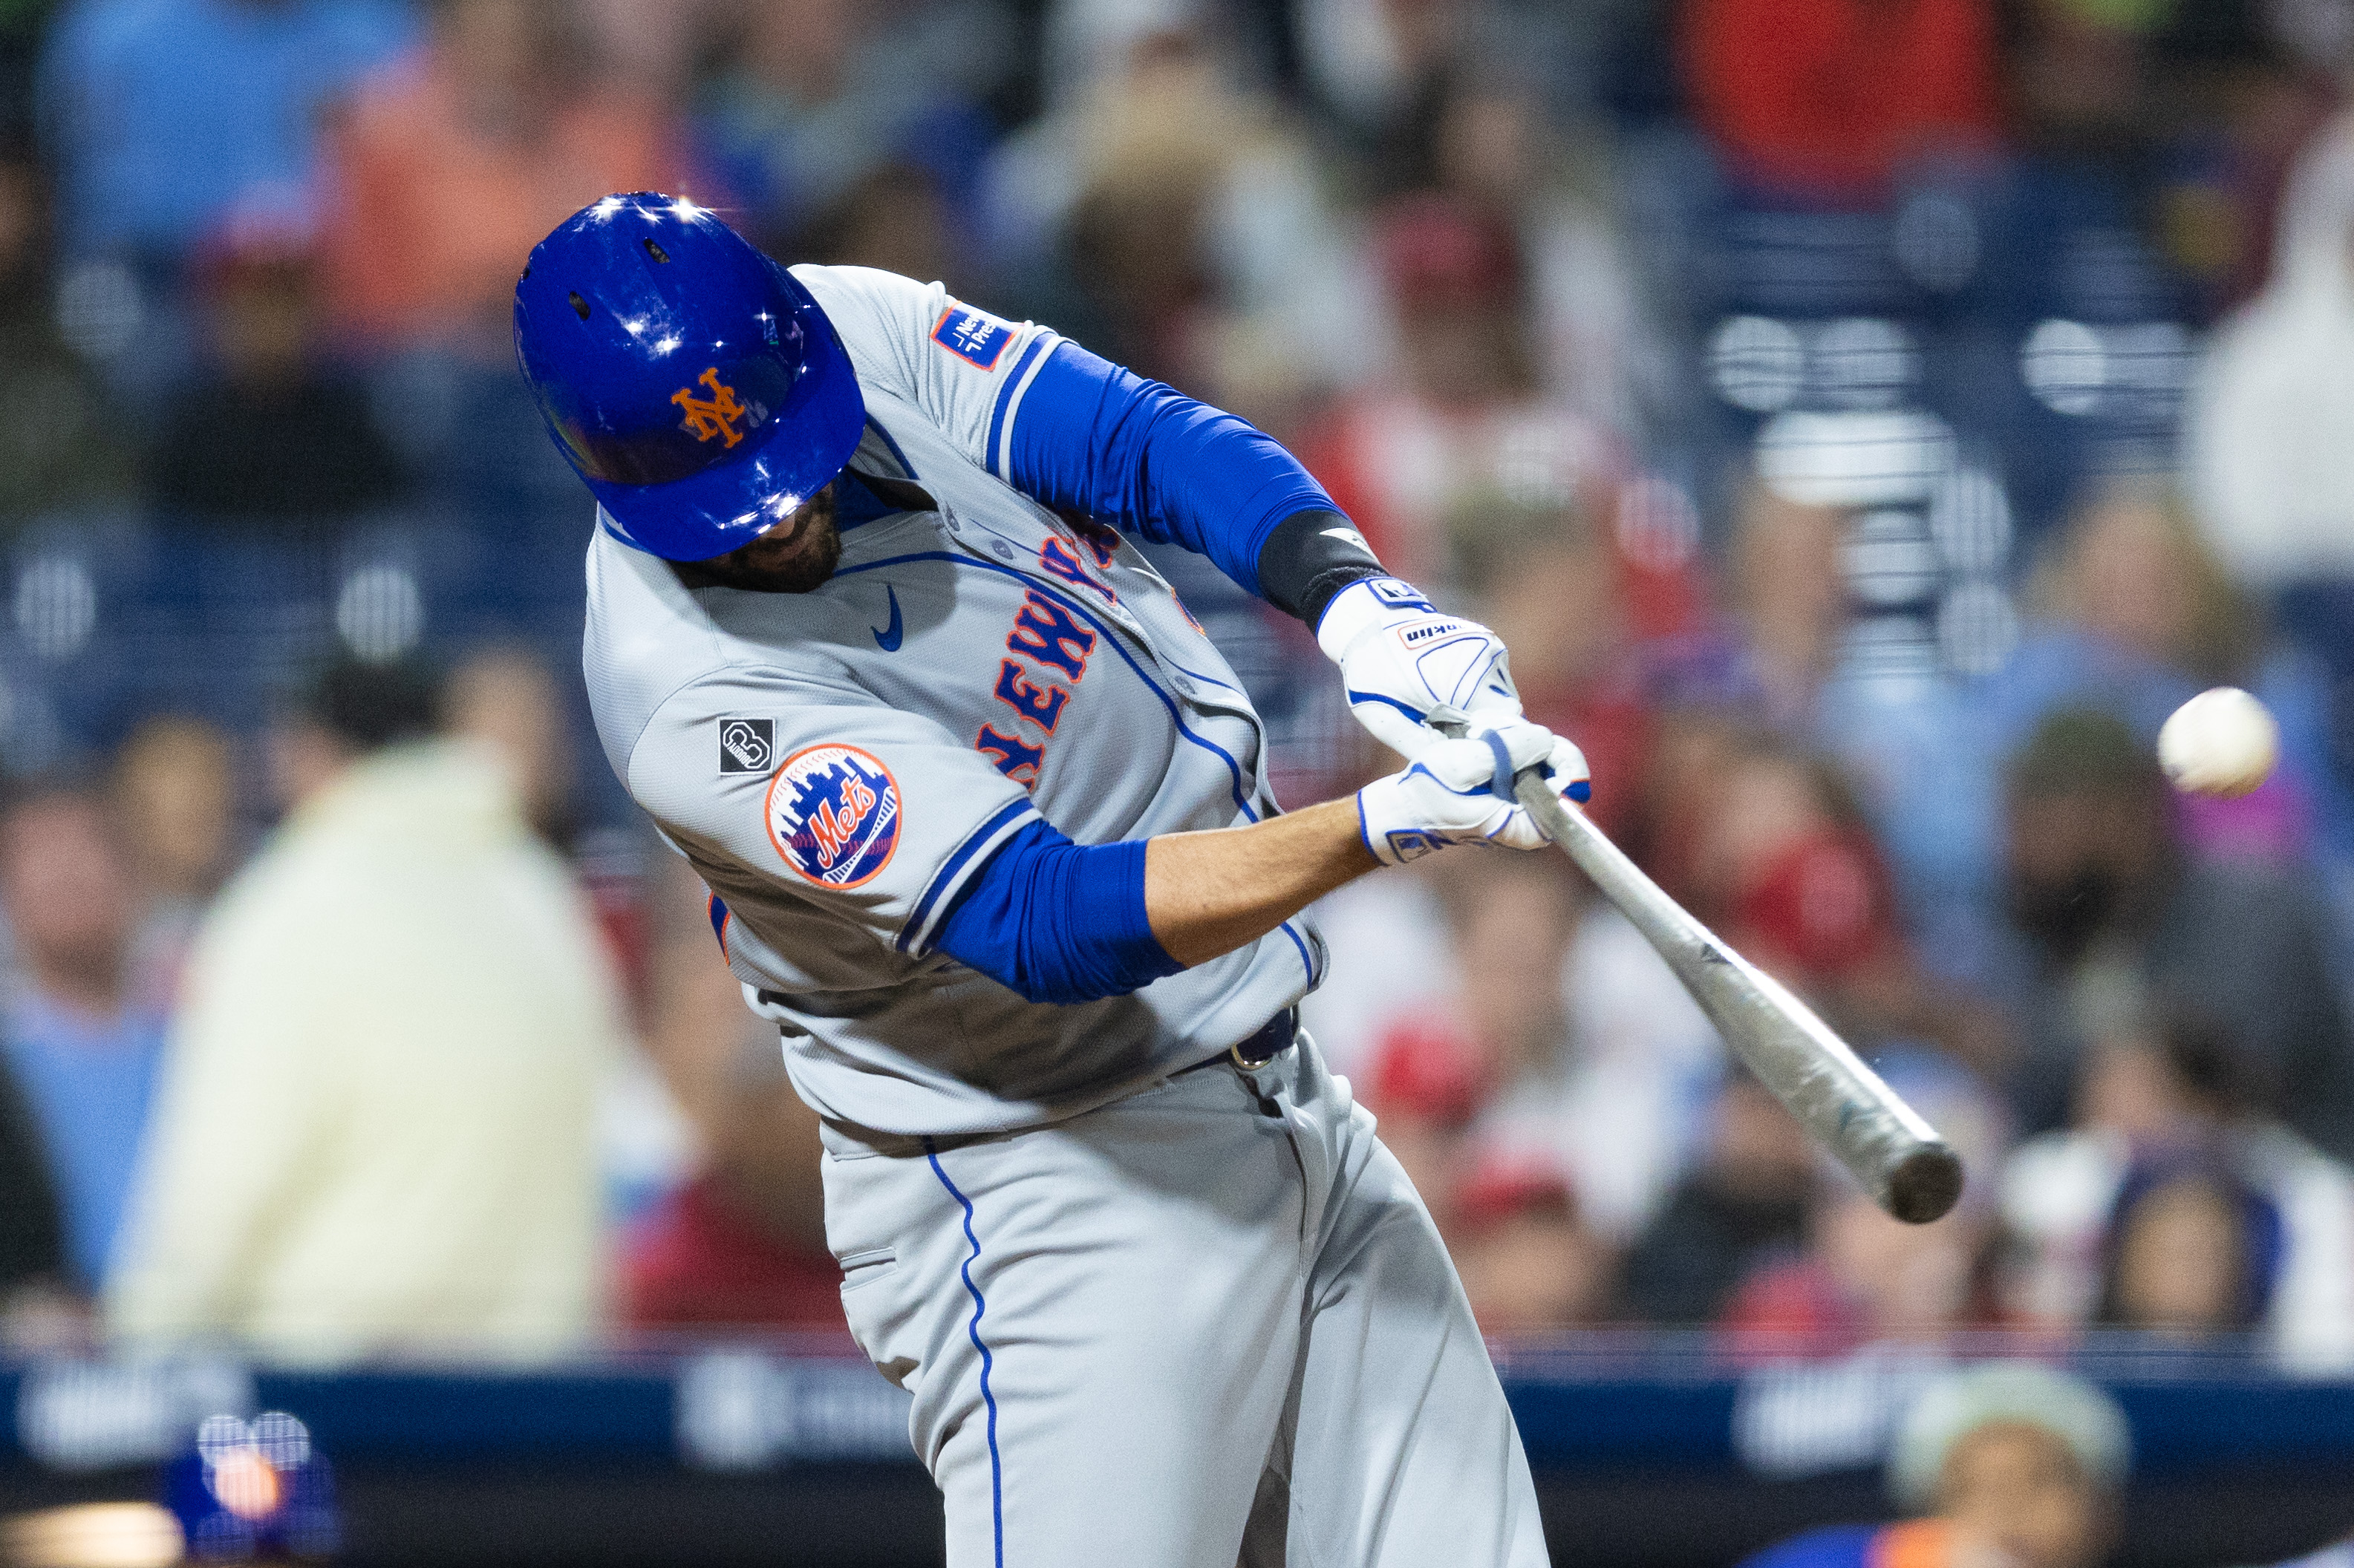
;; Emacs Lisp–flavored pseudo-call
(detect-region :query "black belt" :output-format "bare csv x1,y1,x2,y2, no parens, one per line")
759,991,1297,1077
1176,1007,1297,1077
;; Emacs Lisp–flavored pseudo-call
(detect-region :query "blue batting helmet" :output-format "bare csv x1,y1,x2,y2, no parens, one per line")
513,193,865,562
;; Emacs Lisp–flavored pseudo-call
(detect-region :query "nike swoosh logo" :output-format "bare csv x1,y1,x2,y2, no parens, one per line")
871,585,903,652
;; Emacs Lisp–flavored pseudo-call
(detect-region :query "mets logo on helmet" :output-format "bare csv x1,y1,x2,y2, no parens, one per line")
673,367,749,448
765,745,902,889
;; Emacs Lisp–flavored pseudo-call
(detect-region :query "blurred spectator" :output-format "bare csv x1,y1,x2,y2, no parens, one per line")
797,161,964,287
689,0,1004,260
319,0,689,355
1720,1051,2009,1358
2001,484,2251,744
111,715,238,1005
570,0,714,100
446,644,575,849
0,780,163,1293
0,145,134,532
1690,741,1905,990
107,659,627,1362
1986,483,2318,870
1293,0,1478,157
1680,0,2002,200
1451,1155,1614,1330
2006,0,2154,167
1741,1362,2129,1568
1362,992,1484,1224
443,646,659,1010
1289,0,1611,174
1365,851,1718,1242
1702,475,2015,993
147,200,408,523
111,716,237,914
1695,482,1847,731
1620,1070,1812,1324
35,0,412,265
1991,708,2354,1152
1455,492,1640,829
622,859,843,1333
1718,484,1900,752
994,13,1382,419
1298,858,1452,1082
997,26,1213,380
1824,484,2274,989
1626,706,1754,913
1667,728,2009,1078
2191,114,2354,592
1297,192,1619,587
2191,112,2354,878
2003,1007,2354,1366
2096,1149,2281,1339
1416,74,1670,442
2000,0,2318,319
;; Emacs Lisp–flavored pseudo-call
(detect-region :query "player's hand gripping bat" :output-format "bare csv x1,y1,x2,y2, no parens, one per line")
1442,724,1966,1225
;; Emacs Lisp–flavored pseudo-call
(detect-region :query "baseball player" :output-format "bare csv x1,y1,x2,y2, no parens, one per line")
514,193,1588,1567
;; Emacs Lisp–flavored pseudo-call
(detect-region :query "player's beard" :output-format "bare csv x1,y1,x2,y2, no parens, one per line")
675,483,844,593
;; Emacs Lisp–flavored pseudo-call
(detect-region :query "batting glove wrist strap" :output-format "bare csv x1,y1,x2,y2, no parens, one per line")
1315,576,1434,661
1317,578,1528,760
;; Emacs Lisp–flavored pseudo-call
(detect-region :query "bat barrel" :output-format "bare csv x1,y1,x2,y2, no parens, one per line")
1512,771,1965,1226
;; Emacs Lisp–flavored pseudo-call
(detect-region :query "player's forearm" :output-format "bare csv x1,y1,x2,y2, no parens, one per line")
1144,798,1377,968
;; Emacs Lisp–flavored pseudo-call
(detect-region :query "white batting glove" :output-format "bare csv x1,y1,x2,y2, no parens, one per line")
1317,578,1523,760
1356,719,1592,866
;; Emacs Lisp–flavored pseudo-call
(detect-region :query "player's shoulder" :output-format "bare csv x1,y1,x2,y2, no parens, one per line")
622,657,882,802
792,264,1037,385
789,264,956,400
792,264,946,337
584,527,876,775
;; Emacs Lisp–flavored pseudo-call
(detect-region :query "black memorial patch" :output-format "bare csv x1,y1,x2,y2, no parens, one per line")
718,717,777,775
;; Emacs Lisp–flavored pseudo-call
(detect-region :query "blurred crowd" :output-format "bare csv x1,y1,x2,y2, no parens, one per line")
4,0,2354,1385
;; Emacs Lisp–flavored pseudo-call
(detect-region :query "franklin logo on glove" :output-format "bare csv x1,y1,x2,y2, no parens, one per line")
1317,577,1525,751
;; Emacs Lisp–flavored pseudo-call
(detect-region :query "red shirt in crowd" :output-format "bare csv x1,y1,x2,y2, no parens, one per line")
1682,0,2004,199
623,1175,848,1334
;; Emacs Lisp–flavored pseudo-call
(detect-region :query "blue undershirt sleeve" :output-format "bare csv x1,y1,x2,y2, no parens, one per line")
930,817,1185,1004
1002,339,1337,600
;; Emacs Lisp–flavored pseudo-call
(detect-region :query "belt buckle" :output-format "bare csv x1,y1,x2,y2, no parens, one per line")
1228,1009,1294,1071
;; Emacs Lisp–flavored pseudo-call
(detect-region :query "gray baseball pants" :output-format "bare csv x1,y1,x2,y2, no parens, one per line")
818,1035,1551,1567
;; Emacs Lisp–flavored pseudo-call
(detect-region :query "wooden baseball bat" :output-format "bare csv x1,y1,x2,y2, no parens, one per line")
1513,771,1964,1225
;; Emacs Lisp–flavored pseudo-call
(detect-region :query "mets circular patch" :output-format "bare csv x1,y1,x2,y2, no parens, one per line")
765,744,902,889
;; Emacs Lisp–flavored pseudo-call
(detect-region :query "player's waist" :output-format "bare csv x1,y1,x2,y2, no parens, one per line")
1173,1007,1296,1075
813,1006,1300,1160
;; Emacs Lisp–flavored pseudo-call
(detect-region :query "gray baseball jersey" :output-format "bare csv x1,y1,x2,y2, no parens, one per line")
583,264,1327,1139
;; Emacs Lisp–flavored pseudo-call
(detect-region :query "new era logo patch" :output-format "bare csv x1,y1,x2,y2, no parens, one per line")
931,305,1013,370
719,717,776,775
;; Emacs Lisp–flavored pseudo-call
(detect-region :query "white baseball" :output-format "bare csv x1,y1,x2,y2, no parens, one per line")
2157,687,2278,799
